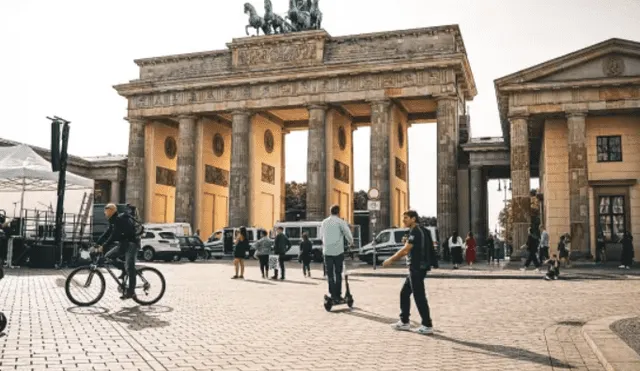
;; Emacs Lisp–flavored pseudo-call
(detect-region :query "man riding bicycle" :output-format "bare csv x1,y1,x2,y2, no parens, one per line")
95,203,141,300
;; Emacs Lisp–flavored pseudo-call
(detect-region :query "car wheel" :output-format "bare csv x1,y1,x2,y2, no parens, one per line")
188,255,197,262
142,247,155,262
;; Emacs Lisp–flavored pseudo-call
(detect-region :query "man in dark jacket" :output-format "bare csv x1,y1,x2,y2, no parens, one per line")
272,226,291,280
520,227,541,272
96,203,140,299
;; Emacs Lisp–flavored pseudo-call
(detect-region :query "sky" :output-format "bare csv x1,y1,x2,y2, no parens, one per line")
2,0,639,232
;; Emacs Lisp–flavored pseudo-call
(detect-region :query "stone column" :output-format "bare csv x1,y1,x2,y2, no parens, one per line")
567,111,590,257
369,99,392,235
110,180,120,204
174,115,197,226
125,117,146,219
470,166,484,245
510,115,531,259
436,96,459,241
306,104,328,221
229,110,252,227
280,130,287,223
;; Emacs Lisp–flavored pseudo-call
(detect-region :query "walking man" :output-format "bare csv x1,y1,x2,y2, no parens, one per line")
539,225,550,263
272,227,291,280
383,210,434,335
520,227,541,272
321,205,354,303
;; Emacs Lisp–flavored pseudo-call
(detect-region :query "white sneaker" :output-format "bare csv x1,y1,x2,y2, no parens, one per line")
619,265,626,269
415,325,434,335
534,268,540,273
391,321,411,331
544,276,551,280
626,266,631,270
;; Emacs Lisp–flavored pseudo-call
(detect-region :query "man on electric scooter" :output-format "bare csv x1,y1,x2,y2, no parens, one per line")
321,205,354,304
95,203,141,300
383,210,434,335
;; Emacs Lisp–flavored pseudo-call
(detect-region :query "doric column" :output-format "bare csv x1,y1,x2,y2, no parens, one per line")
280,130,287,223
110,180,120,204
174,115,197,226
229,110,252,227
369,99,392,235
567,110,590,257
510,115,531,259
125,117,146,219
470,166,484,245
306,104,328,221
436,96,459,241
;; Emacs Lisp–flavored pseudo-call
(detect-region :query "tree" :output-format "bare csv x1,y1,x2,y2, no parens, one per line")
498,189,541,244
419,216,437,227
285,182,307,211
353,190,368,210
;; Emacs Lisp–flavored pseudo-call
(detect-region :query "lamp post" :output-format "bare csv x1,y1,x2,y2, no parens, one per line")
497,179,512,258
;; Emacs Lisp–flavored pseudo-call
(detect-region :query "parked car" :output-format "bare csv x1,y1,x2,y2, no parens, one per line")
359,227,439,265
139,230,181,262
144,223,192,237
204,227,269,259
177,236,211,261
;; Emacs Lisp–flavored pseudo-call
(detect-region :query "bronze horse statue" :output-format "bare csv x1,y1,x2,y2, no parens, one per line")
309,0,322,30
264,0,291,34
286,0,311,32
244,3,270,36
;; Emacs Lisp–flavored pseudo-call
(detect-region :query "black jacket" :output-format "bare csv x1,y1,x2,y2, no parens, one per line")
274,233,291,255
299,240,313,259
526,234,539,253
97,213,134,246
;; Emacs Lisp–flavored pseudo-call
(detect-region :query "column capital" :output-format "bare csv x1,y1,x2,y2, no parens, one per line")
433,94,457,102
230,109,251,117
176,114,198,121
508,113,530,122
566,109,588,118
125,116,146,125
307,102,328,110
367,98,392,106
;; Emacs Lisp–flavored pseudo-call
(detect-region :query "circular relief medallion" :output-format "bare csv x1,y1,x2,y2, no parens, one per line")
397,123,405,148
213,133,224,157
264,129,275,153
603,56,625,77
338,126,347,151
164,136,177,159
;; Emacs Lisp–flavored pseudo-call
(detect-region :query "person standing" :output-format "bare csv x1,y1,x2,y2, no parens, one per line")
321,205,354,303
299,232,313,277
272,227,291,280
232,227,249,279
596,231,606,264
465,232,476,267
448,231,464,269
383,210,434,335
619,231,634,269
539,226,550,263
486,233,495,264
254,230,273,278
520,227,541,272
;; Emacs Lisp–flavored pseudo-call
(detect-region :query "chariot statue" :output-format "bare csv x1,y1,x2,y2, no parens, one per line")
244,0,322,36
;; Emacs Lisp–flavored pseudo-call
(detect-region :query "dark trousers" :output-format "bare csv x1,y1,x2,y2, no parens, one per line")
524,250,541,268
487,247,494,263
273,253,286,278
301,257,311,275
400,267,433,327
258,255,269,276
451,246,463,265
546,266,559,279
539,246,550,263
105,241,138,295
324,254,344,300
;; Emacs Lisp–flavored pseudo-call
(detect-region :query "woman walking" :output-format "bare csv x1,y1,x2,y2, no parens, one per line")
619,231,634,269
254,230,273,278
448,231,464,269
232,227,249,279
465,232,476,268
299,232,313,277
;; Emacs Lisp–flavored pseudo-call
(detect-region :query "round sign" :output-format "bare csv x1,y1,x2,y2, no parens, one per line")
368,188,380,200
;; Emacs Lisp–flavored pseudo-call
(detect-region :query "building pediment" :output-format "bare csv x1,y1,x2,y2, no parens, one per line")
495,38,640,87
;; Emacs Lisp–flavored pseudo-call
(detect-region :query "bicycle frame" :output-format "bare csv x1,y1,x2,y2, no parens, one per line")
83,252,149,292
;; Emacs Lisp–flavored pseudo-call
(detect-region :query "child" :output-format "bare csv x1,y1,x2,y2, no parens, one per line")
543,254,560,280
298,232,313,277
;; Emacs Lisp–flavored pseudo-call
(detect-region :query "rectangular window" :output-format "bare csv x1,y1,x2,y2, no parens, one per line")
598,195,626,241
301,227,318,239
596,136,622,162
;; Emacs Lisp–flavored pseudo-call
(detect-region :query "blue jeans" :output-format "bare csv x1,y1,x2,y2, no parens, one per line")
324,254,344,300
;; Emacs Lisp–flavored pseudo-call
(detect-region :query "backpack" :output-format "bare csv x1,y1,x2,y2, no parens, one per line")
122,212,145,240
416,227,431,271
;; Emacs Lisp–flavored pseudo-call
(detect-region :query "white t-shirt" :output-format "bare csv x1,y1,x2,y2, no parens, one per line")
448,236,463,247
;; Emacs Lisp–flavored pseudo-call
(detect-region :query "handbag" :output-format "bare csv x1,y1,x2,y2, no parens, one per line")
268,254,279,270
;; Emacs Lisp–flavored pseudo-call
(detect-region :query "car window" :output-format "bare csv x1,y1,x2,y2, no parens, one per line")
143,232,154,239
394,231,407,243
159,232,176,239
188,237,202,245
376,232,391,244
177,236,187,243
246,230,254,241
285,227,301,239
301,227,318,239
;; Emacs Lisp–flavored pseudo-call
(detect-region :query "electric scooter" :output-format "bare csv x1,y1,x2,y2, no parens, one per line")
323,262,354,311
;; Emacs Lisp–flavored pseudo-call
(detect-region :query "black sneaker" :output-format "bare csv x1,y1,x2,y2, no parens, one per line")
120,292,136,300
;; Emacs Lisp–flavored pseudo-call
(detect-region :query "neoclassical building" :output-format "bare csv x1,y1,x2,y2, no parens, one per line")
113,26,477,241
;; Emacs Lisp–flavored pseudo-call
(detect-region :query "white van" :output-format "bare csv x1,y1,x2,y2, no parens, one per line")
359,226,439,265
204,227,269,259
274,221,362,262
144,223,192,237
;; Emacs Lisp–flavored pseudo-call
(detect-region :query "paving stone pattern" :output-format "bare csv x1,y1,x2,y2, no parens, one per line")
0,260,638,371
610,317,640,358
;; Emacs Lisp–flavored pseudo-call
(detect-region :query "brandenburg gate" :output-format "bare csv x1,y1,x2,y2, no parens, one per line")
114,25,477,240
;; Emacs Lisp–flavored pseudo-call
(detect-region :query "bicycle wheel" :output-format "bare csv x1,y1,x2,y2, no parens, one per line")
132,267,166,306
65,267,106,307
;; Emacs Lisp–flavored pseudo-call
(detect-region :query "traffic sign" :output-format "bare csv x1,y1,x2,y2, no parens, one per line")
367,200,381,211
367,188,380,200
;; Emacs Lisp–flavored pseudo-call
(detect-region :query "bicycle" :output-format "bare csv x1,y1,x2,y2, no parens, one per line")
65,247,166,307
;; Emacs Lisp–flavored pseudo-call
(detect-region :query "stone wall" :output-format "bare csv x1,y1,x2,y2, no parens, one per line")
543,119,570,252
390,105,409,227
149,122,178,223
326,110,353,223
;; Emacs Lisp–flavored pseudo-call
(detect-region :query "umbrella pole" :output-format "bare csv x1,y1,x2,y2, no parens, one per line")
19,177,25,237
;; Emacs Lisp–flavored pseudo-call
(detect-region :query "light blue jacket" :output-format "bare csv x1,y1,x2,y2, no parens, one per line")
321,215,354,257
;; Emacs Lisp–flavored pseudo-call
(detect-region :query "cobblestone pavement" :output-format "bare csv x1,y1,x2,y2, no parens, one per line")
610,316,640,357
0,260,639,371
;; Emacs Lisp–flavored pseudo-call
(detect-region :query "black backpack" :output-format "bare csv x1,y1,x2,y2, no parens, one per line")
121,212,145,240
